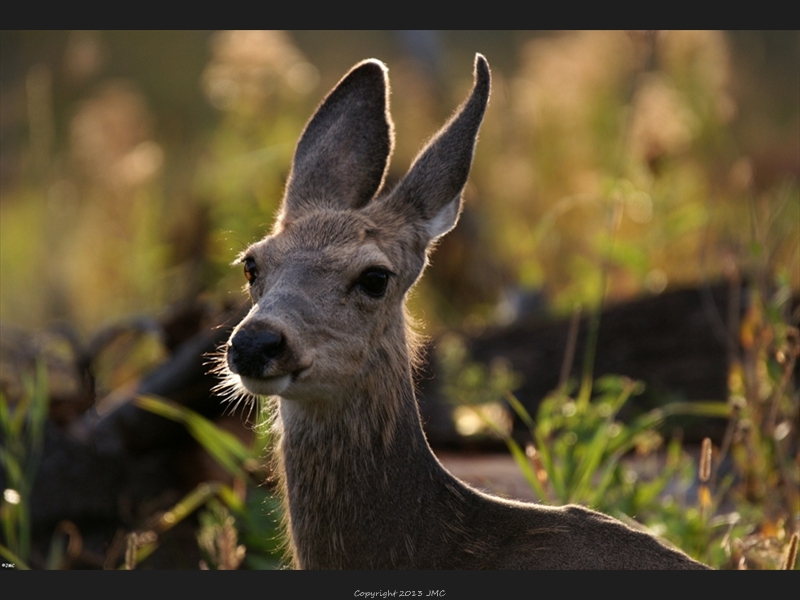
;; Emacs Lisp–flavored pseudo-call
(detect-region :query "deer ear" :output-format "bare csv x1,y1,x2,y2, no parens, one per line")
384,54,490,243
281,60,394,221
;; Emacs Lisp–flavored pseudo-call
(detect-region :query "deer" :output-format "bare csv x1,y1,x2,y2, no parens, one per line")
220,53,709,569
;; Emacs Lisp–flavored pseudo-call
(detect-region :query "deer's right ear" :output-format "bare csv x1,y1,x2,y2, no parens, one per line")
280,60,394,222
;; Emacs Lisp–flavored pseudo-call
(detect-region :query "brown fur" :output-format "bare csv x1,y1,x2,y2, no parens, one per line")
220,54,709,569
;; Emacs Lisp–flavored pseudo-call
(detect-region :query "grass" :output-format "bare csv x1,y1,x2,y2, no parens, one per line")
440,275,798,569
127,395,285,570
0,362,48,570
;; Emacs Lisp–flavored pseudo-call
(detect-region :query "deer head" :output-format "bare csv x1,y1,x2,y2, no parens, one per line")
222,54,490,411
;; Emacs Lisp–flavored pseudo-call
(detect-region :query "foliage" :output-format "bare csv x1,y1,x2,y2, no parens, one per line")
0,362,49,570
197,499,246,570
0,389,282,570
128,395,284,570
503,383,742,567
1,31,797,332
440,273,798,568
437,334,521,410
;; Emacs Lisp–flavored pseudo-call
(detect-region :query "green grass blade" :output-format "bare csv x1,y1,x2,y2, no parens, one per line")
505,436,549,501
0,543,30,570
569,382,639,501
504,392,565,501
531,423,564,501
504,391,535,430
135,395,250,479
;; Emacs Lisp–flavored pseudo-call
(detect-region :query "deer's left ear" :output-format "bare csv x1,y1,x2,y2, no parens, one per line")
382,54,490,244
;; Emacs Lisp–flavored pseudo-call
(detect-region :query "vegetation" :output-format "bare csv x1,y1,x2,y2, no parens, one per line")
441,272,798,569
0,363,48,570
129,396,284,570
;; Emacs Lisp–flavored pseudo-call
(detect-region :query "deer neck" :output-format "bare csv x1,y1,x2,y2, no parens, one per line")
275,324,459,569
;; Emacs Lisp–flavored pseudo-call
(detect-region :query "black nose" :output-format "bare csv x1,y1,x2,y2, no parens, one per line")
227,328,284,378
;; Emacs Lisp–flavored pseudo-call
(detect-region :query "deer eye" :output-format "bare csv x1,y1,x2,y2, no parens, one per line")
243,257,258,285
356,267,390,298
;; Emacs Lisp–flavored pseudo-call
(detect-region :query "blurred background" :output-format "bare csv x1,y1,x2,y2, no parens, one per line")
1,30,797,335
0,31,798,570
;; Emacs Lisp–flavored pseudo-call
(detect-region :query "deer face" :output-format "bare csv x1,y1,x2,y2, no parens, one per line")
226,209,418,403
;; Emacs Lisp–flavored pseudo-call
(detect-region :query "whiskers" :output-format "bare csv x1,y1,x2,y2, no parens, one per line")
206,344,259,423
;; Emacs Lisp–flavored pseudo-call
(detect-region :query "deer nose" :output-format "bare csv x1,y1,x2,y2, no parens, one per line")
227,328,284,378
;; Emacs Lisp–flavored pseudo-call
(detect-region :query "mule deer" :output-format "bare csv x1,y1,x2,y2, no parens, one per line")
221,54,708,569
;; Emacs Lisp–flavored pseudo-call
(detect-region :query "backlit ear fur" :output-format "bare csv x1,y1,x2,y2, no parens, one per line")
280,59,394,223
383,53,491,244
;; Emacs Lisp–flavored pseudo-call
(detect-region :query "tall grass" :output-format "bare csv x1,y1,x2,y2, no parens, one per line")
128,395,285,569
441,271,798,569
0,362,48,569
